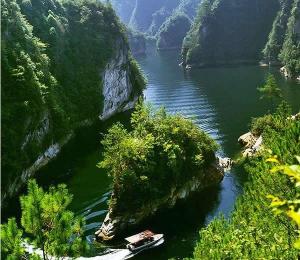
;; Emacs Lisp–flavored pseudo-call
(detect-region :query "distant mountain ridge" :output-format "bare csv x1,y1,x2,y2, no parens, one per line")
109,0,202,50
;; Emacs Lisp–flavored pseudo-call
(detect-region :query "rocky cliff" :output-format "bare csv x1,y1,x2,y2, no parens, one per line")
1,0,145,202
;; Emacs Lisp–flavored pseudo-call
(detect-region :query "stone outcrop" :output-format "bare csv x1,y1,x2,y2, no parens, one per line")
217,156,233,171
95,162,224,241
100,38,138,121
280,66,300,80
280,66,291,78
238,132,263,157
288,112,300,120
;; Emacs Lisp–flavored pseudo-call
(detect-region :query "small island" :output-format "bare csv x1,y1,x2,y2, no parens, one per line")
95,102,224,240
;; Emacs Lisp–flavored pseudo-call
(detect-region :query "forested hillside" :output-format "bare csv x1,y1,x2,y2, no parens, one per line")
182,0,279,67
182,0,300,77
156,0,201,49
109,0,201,50
190,104,300,259
1,0,145,201
278,0,300,77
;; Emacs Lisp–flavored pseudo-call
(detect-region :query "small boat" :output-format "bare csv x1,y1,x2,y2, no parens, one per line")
125,230,164,252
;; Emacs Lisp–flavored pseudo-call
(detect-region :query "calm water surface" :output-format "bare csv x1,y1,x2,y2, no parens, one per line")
6,48,300,259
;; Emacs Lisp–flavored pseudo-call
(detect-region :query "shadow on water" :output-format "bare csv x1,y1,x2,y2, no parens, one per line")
2,111,132,222
110,184,222,260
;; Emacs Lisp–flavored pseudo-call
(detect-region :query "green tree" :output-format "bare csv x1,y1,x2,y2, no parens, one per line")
99,102,218,216
19,180,87,259
258,74,282,111
267,155,300,249
1,218,26,259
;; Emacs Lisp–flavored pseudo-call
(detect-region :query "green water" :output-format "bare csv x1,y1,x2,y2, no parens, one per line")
4,47,300,259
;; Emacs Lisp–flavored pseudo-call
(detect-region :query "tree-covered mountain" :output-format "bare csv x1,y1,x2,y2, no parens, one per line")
1,0,145,201
127,29,146,55
156,0,201,50
156,13,191,50
182,0,300,77
278,0,300,77
109,0,201,50
182,0,279,67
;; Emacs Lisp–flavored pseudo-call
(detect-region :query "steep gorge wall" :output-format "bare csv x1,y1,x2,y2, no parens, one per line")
182,0,300,77
1,0,145,202
182,0,279,67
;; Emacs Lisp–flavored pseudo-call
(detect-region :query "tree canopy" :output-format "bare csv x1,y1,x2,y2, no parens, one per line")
99,102,218,216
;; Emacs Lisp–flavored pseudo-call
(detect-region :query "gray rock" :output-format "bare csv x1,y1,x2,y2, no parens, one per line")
238,132,257,148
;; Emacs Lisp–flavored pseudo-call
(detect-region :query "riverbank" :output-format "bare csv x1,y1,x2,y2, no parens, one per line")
190,106,300,259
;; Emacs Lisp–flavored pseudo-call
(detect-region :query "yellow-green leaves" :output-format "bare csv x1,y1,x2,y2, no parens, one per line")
267,156,300,249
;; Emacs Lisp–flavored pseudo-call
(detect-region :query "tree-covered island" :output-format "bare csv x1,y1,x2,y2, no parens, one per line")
95,102,224,240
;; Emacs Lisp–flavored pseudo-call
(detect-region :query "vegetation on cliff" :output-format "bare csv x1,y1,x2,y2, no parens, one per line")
99,102,219,217
128,0,180,35
279,0,300,77
157,13,191,50
263,0,300,77
263,0,294,64
189,104,300,259
182,0,279,66
127,29,146,55
1,180,87,259
109,0,201,48
182,0,300,76
1,0,145,198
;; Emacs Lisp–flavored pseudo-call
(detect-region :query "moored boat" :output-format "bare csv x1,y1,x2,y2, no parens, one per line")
125,230,164,252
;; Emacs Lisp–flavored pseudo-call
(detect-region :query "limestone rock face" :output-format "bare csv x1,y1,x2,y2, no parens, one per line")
100,38,137,120
238,132,263,157
95,162,224,241
238,132,257,148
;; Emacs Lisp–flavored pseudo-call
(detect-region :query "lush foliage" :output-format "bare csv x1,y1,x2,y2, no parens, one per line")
99,102,218,216
267,156,300,249
110,0,200,38
157,12,191,49
279,0,300,77
263,0,294,64
1,218,26,259
1,0,145,198
182,0,279,66
257,74,282,110
1,180,87,259
263,0,300,77
128,0,180,34
189,105,300,259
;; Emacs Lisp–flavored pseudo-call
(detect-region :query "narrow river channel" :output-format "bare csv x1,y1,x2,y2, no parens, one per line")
4,46,300,259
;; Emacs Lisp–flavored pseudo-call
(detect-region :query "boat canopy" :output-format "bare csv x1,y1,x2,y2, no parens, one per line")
125,230,154,244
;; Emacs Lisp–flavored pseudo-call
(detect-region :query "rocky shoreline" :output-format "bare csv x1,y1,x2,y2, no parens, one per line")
238,132,263,158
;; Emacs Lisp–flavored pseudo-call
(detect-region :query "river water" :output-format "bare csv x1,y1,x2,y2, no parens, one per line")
4,47,300,259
